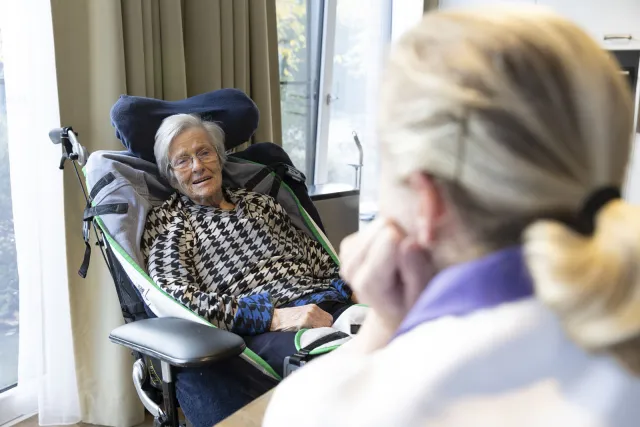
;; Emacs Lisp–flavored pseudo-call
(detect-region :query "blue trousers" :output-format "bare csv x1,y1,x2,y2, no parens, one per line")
176,301,352,427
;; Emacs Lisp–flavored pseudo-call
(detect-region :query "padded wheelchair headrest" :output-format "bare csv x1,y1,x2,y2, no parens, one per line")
110,89,260,163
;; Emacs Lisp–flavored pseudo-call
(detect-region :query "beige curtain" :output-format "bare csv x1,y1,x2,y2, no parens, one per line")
49,1,281,426
121,0,282,144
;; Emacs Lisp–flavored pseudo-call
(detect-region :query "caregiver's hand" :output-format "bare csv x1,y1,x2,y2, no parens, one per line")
270,305,333,332
339,218,435,330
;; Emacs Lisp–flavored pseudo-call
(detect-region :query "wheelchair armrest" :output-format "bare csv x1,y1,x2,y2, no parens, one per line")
109,317,246,367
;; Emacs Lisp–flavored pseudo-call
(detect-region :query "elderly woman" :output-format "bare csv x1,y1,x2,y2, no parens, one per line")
264,6,640,427
141,113,353,426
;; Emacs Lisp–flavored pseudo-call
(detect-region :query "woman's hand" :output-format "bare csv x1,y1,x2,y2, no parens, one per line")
339,218,435,332
270,305,333,332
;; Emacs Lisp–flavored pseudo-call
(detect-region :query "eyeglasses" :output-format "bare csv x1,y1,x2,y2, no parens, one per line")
170,148,218,171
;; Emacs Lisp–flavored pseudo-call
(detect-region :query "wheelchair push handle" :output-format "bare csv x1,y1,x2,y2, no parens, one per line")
49,127,65,145
49,126,89,168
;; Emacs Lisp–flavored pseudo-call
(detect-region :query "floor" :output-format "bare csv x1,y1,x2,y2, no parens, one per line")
11,390,273,427
215,390,273,427
11,413,154,427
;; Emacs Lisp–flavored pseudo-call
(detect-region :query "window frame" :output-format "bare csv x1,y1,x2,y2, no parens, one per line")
279,0,420,190
312,0,394,187
312,0,337,185
304,0,325,183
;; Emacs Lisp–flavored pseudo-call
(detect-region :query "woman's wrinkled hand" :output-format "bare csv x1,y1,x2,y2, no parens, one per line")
339,218,435,331
270,305,333,332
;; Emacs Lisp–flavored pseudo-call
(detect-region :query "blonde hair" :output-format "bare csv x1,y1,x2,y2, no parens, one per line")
382,6,640,372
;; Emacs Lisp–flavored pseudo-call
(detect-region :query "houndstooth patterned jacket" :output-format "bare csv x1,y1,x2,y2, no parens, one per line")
141,188,351,335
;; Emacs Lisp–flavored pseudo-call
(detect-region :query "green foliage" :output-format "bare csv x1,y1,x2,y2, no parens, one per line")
276,0,306,80
275,0,374,176
276,0,310,173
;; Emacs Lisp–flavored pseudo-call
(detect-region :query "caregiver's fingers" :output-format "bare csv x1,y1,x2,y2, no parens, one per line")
348,224,404,298
339,218,387,258
350,226,407,325
397,239,436,311
340,218,388,270
340,220,398,285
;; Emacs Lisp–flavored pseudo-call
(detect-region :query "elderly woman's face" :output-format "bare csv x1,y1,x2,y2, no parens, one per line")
169,127,223,204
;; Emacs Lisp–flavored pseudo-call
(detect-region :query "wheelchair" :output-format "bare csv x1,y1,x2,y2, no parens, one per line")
50,89,364,427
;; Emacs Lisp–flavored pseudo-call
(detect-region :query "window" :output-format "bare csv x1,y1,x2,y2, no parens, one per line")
0,27,19,394
322,0,391,212
276,0,324,181
277,0,424,218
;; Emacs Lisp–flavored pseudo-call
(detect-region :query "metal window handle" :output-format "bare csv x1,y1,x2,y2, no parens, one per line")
326,93,339,105
352,131,363,166
348,131,364,190
604,34,633,41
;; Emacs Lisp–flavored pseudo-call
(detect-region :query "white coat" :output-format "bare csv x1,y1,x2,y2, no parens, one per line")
264,298,640,427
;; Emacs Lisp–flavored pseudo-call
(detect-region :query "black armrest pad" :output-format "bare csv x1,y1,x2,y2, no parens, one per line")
109,318,246,367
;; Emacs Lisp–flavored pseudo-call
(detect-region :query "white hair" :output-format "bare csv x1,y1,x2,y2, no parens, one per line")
154,113,227,185
383,7,640,372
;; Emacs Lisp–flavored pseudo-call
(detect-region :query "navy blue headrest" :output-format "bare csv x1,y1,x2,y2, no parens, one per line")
110,89,260,163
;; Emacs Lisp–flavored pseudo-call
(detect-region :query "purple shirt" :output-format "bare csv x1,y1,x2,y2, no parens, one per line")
394,246,534,338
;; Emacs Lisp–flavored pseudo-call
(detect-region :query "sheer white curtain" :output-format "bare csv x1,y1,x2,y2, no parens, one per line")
0,0,80,425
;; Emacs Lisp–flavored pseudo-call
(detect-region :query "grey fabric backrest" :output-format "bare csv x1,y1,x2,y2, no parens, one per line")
84,150,317,269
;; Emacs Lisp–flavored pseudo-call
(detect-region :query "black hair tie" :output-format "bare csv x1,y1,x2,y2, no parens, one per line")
581,187,621,219
572,186,621,235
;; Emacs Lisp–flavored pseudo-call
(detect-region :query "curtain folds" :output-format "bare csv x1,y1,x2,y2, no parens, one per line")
120,0,282,144
48,1,282,425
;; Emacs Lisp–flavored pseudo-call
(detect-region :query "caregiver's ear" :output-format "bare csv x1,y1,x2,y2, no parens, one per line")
406,172,446,248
